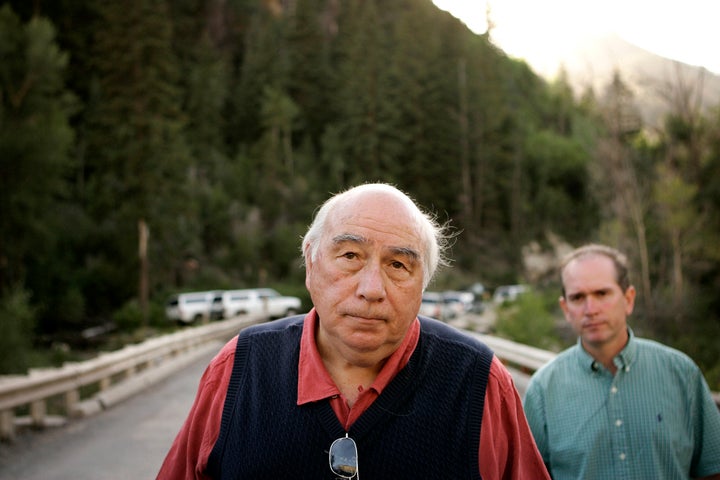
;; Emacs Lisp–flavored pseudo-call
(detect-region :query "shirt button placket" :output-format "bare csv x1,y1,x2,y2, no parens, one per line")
608,379,629,478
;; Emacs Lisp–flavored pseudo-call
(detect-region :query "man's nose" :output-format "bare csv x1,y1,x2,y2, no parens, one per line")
357,263,386,302
583,296,599,315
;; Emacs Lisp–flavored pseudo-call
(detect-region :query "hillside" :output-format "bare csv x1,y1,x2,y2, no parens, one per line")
534,33,720,127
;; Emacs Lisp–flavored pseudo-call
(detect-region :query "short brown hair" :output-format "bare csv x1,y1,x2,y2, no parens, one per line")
560,244,631,297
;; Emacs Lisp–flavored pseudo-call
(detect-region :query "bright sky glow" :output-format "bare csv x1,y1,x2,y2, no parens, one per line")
433,0,720,75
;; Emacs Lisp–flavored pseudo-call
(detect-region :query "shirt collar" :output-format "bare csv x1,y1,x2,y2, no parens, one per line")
296,308,420,405
615,327,636,370
576,327,637,373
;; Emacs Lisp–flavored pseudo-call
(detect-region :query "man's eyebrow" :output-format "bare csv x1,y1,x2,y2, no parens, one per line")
568,287,612,298
331,234,420,261
390,246,420,262
332,233,367,245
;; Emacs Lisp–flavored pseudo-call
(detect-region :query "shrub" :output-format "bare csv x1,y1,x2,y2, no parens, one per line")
0,287,37,374
494,291,563,351
112,299,143,332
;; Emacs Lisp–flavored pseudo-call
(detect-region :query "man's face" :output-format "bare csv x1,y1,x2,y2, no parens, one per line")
305,191,425,367
560,255,635,352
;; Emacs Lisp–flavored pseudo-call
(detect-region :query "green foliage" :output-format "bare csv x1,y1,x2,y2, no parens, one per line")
113,297,171,333
112,299,144,332
494,291,565,351
0,287,36,374
0,5,75,293
523,129,598,241
52,286,86,328
0,0,718,386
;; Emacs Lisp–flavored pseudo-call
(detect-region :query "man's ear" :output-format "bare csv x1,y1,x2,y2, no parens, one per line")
624,285,636,315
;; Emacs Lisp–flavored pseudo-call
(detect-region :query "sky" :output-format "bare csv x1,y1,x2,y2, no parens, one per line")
432,0,720,76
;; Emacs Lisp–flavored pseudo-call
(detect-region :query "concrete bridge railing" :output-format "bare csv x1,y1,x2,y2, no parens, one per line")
0,315,264,441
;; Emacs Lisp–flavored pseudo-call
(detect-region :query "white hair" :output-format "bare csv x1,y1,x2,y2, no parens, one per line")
301,183,451,289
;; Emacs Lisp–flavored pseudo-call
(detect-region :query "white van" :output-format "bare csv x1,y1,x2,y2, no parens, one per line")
165,291,217,324
217,288,302,319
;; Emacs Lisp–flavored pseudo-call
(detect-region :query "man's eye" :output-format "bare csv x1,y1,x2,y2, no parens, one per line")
341,252,358,260
390,261,406,270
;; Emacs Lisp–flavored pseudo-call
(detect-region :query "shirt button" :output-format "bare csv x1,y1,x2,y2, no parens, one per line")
619,453,626,461
615,419,623,427
611,386,618,394
625,366,630,372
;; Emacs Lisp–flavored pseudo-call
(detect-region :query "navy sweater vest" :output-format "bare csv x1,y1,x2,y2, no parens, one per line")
206,315,493,479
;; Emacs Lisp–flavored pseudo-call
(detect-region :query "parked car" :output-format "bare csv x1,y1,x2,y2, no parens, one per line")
463,282,488,313
442,290,474,318
256,288,303,319
215,289,253,318
492,284,529,304
209,291,225,320
216,288,302,319
419,291,446,320
165,291,219,324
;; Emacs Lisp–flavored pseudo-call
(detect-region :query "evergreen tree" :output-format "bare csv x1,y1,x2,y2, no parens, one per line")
83,0,191,321
332,0,402,184
0,5,75,295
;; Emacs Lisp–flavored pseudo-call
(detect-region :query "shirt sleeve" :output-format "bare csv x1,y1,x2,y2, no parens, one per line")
479,357,551,479
522,375,549,464
156,336,239,480
691,366,720,477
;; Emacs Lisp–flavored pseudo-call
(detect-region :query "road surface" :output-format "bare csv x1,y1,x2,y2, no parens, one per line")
0,344,219,479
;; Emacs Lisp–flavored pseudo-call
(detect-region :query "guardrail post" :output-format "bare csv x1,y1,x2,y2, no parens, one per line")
99,377,111,391
30,400,46,428
65,389,80,417
1,409,15,441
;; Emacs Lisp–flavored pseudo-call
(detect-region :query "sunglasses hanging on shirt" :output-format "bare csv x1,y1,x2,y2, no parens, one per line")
329,433,359,479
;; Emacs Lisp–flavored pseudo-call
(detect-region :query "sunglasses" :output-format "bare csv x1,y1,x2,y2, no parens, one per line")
329,433,359,479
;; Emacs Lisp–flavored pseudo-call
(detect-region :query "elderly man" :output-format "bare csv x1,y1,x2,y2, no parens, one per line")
523,243,720,479
158,183,549,479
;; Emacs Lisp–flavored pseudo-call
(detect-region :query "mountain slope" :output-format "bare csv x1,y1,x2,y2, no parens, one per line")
536,34,720,126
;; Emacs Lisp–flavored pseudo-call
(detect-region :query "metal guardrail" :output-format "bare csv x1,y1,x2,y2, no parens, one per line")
471,332,557,371
0,315,264,441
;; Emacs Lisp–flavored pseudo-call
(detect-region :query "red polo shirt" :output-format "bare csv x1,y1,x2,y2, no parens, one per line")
158,310,550,479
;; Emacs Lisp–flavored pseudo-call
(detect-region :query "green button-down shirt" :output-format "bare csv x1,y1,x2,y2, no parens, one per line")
523,329,720,479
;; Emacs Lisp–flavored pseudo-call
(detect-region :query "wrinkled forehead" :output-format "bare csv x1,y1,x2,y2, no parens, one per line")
324,191,424,251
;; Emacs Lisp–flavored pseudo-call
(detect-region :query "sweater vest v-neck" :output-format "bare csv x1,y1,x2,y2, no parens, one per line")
207,315,492,479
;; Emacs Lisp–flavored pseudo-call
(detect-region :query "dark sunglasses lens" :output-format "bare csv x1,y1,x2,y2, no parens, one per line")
330,437,358,477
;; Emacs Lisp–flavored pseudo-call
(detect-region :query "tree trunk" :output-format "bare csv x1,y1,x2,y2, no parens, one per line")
457,58,472,224
138,219,149,327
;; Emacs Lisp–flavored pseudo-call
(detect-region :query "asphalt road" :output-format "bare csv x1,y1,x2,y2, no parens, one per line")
0,346,218,480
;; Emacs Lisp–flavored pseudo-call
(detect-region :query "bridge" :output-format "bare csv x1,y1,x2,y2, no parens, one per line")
0,313,718,478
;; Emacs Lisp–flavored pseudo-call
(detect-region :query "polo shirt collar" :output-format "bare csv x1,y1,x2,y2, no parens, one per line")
296,308,420,405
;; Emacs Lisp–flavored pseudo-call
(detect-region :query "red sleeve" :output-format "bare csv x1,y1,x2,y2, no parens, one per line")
157,336,238,480
479,357,551,479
